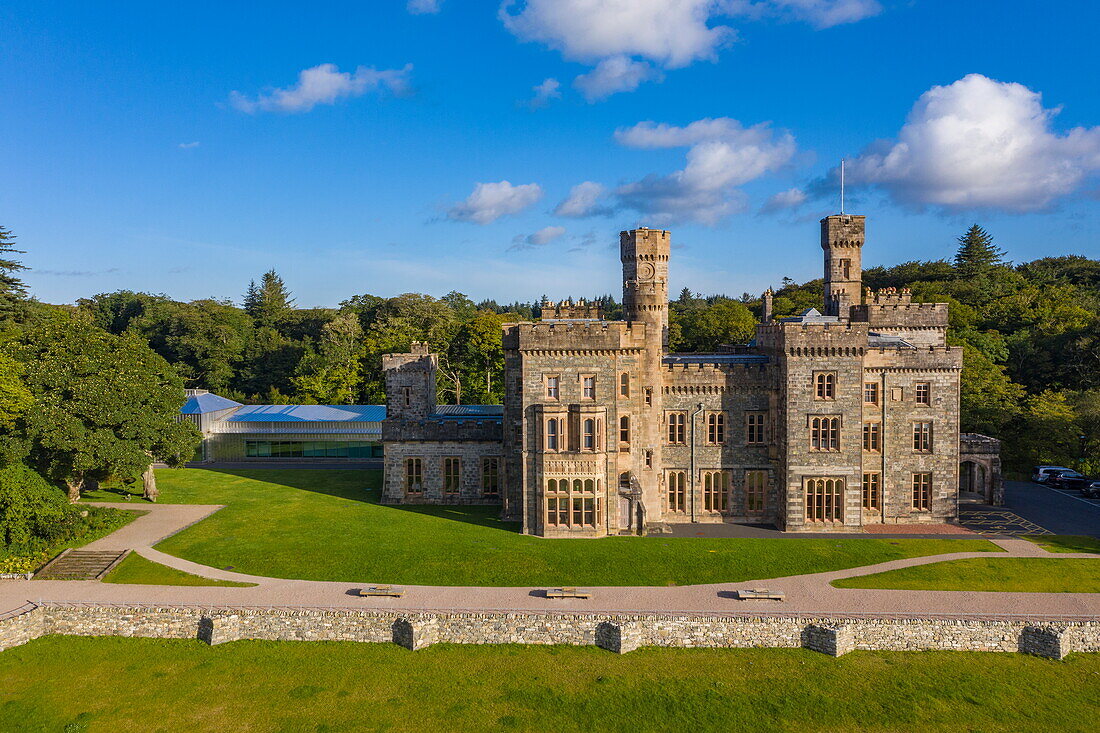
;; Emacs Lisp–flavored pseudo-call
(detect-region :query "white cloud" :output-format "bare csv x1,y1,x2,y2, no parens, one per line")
177,141,200,149
613,118,797,224
501,0,734,68
527,77,562,108
407,0,442,14
847,73,1100,212
510,225,567,250
760,187,807,213
447,180,544,224
554,181,613,218
229,63,412,114
727,0,882,29
573,56,660,101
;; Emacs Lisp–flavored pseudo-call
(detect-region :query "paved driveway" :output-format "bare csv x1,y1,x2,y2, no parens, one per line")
1001,480,1100,536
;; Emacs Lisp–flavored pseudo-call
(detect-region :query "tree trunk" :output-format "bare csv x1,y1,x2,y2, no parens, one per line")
66,478,84,504
142,466,159,502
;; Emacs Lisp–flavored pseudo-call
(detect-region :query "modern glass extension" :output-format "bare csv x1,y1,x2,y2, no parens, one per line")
244,440,382,459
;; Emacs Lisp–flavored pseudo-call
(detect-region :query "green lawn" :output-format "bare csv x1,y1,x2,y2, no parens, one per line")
1025,535,1100,554
102,553,256,587
1,637,1098,733
833,557,1100,592
86,468,996,586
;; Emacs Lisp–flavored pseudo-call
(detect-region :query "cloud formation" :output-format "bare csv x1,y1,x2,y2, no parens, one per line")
527,77,562,108
229,63,412,113
177,141,200,149
727,0,882,29
574,56,660,101
407,0,442,14
846,73,1100,212
760,187,808,213
509,225,567,250
554,182,613,218
447,180,544,224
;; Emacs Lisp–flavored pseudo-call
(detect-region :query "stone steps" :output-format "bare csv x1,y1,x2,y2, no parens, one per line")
34,550,129,580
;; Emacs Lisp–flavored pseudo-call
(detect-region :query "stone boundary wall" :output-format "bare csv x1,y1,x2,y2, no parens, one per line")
2,603,1099,659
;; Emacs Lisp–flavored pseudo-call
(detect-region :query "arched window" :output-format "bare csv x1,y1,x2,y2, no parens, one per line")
583,418,595,450
619,373,630,398
707,413,725,445
546,418,559,451
619,415,631,444
806,478,843,522
814,372,836,400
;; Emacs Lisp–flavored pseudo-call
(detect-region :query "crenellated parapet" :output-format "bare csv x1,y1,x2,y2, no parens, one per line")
755,321,870,355
503,320,649,354
540,298,604,320
863,345,962,371
851,289,949,329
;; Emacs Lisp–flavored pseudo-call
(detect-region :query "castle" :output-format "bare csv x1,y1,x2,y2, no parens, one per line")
381,214,973,536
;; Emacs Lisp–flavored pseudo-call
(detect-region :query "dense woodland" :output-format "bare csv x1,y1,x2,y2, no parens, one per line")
3,223,1100,489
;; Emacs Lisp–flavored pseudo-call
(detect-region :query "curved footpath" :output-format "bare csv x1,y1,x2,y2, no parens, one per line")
2,502,1098,620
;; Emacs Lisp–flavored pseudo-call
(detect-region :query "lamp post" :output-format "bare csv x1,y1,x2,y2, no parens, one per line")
1079,434,1088,473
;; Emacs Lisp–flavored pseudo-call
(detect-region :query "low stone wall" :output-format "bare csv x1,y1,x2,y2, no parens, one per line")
2,603,1099,659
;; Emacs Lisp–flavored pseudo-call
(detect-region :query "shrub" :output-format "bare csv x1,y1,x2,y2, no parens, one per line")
0,463,78,549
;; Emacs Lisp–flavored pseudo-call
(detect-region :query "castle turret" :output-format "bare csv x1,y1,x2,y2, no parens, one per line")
821,214,865,317
621,227,670,348
762,288,774,323
382,341,437,420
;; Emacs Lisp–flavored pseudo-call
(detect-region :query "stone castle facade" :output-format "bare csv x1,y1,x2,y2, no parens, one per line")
382,215,966,536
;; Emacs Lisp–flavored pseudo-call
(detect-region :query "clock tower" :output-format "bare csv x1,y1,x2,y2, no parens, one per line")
621,227,670,348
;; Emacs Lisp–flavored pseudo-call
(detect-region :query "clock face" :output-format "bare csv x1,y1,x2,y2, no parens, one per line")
639,262,656,281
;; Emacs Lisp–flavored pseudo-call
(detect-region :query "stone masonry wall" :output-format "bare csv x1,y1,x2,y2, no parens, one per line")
3,604,1099,659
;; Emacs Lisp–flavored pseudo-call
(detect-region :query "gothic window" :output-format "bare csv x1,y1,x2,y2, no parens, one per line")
707,413,725,445
916,382,931,406
745,470,767,514
863,382,879,405
404,458,423,495
545,375,559,400
481,457,500,497
702,471,729,513
863,422,881,452
442,457,461,495
805,477,843,522
619,373,630,398
913,421,933,453
912,473,932,510
810,416,840,451
582,418,595,450
746,412,766,444
546,418,560,451
619,415,631,446
667,412,686,444
582,375,596,400
862,472,880,510
814,372,836,400
667,471,686,513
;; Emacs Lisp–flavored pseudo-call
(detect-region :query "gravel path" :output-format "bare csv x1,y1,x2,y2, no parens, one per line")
2,503,1097,621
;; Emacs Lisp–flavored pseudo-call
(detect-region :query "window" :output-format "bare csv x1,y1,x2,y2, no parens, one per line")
667,412,686,444
644,388,653,406
644,450,653,468
404,458,423,495
707,413,725,445
546,418,560,451
545,477,602,528
481,458,500,497
402,386,411,407
667,471,686,512
840,258,851,280
746,412,766,445
862,472,880,510
913,421,933,453
810,416,840,451
619,373,630,398
814,372,836,400
582,375,596,400
863,382,879,405
619,415,631,445
545,375,559,400
805,478,843,522
745,470,767,515
863,422,881,452
582,418,596,451
244,440,380,459
442,457,461,495
703,471,729,513
916,382,931,406
912,473,932,511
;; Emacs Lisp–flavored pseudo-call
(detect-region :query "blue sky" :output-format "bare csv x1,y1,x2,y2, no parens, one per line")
3,1,1099,307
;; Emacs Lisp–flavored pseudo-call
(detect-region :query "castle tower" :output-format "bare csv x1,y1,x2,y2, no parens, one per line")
621,227,670,348
382,341,437,420
820,214,865,317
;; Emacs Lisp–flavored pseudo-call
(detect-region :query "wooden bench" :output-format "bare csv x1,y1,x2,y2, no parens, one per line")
357,585,405,598
734,588,785,601
545,587,591,599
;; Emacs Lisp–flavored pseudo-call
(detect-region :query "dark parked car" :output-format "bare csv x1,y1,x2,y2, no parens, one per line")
1049,469,1089,490
1082,481,1100,499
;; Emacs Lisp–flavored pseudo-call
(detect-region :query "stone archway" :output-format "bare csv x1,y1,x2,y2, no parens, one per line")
960,434,1003,505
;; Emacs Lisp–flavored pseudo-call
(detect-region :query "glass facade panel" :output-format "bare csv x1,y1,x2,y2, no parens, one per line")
244,440,381,459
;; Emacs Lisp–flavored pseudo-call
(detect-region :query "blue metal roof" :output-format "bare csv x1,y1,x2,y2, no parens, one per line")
430,405,504,420
228,405,387,423
180,393,242,415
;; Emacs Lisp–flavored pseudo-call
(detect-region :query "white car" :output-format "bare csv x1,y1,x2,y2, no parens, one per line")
1032,465,1071,484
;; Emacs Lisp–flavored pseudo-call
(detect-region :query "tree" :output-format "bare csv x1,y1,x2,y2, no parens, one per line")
293,312,364,404
954,224,1006,278
244,270,295,327
674,300,756,352
0,353,33,432
144,299,253,392
6,313,201,501
0,463,80,550
0,226,27,320
450,311,508,404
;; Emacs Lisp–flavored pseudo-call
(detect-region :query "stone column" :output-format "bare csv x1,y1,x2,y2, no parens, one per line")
595,620,642,654
392,617,439,651
198,614,241,646
802,623,854,656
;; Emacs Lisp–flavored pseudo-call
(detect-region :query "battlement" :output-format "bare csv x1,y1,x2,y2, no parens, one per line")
503,320,649,352
540,298,604,320
851,290,949,329
619,227,671,261
820,214,866,249
863,345,962,371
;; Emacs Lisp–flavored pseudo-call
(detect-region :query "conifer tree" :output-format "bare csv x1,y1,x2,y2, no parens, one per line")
243,270,295,326
954,224,1006,278
0,226,28,319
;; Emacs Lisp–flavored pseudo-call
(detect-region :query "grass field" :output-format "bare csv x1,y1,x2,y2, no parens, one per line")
102,553,256,587
85,468,995,586
1026,535,1100,554
833,557,1100,592
1,636,1097,733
